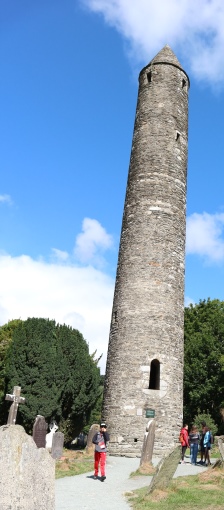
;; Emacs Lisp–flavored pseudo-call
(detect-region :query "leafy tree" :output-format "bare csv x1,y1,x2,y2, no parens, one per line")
184,299,224,432
192,412,218,437
3,318,101,440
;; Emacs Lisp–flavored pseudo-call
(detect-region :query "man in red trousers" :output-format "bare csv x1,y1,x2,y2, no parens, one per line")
92,422,110,482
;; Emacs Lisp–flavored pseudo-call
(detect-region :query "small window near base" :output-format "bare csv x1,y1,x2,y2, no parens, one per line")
149,359,160,390
134,438,138,443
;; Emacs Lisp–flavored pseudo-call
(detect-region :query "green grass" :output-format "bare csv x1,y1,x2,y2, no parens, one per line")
128,467,224,510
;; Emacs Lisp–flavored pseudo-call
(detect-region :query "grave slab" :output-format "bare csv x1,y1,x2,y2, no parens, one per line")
0,424,55,510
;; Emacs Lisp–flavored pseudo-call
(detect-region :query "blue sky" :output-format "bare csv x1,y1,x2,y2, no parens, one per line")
1,0,224,372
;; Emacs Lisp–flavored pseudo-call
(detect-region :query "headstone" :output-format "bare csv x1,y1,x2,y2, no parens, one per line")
140,419,156,466
5,385,25,424
86,423,100,453
51,431,64,459
213,437,224,468
0,424,55,510
33,415,48,448
217,437,224,462
148,446,180,494
77,431,87,447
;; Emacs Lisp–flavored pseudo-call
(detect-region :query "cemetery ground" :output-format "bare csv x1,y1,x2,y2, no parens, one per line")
128,446,223,510
128,467,224,510
55,446,224,510
55,448,93,478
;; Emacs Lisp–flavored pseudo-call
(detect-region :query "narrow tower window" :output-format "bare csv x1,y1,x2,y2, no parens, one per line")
182,78,186,89
149,359,160,390
112,311,118,324
175,131,180,141
147,71,152,83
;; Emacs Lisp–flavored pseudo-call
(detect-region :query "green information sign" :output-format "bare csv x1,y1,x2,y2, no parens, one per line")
145,409,155,418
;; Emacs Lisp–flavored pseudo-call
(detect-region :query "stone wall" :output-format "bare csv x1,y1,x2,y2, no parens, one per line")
102,46,189,456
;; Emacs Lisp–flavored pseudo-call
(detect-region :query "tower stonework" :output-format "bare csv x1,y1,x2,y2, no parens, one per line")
102,46,190,456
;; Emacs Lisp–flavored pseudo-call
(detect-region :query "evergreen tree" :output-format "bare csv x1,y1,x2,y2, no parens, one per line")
3,318,101,440
0,319,22,421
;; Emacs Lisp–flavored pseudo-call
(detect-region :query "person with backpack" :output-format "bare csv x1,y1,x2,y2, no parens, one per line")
179,424,189,463
92,422,110,481
199,421,206,465
203,426,212,466
189,425,200,465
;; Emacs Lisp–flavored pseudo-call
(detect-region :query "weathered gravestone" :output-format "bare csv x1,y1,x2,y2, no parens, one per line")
5,385,25,424
86,424,100,453
140,419,156,467
33,415,48,448
212,437,224,468
0,424,55,510
148,446,180,494
51,431,64,459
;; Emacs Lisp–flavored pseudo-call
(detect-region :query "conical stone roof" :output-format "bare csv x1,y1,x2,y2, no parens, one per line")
139,44,189,83
149,45,182,68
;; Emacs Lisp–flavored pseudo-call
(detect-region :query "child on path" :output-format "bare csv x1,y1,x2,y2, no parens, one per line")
92,422,110,482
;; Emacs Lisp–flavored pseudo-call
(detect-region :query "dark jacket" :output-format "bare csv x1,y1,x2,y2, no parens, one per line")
189,432,200,444
92,431,110,453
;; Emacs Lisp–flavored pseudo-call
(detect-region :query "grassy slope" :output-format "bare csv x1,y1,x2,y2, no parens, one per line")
128,466,224,510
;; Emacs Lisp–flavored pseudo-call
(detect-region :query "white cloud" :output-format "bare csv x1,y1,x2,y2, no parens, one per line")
0,253,114,373
0,219,115,373
0,194,12,205
186,211,224,263
51,248,69,262
82,0,224,85
74,217,113,266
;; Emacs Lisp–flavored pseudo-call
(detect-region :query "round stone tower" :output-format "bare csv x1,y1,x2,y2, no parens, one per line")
102,46,190,456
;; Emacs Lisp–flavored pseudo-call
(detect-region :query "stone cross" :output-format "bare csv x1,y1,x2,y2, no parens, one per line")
5,386,25,425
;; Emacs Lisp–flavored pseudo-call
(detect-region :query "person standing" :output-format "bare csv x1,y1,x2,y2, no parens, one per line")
203,426,211,466
189,425,200,465
92,422,110,481
180,424,189,463
199,421,206,464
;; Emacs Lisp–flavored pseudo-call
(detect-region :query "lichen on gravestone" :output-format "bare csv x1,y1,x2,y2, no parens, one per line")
0,424,55,510
86,424,100,453
140,419,156,466
148,445,180,494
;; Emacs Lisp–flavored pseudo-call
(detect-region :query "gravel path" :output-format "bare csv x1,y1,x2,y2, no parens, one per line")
55,454,209,510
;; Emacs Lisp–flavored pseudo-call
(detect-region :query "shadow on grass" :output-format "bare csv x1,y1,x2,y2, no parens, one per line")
127,466,224,510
